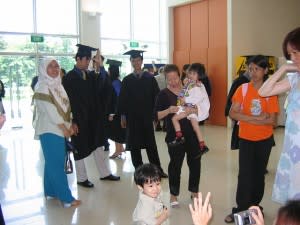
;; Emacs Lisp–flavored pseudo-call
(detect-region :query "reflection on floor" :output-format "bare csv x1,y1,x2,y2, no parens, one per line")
0,124,284,225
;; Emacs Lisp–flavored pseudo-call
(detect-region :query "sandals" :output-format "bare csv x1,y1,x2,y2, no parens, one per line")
170,201,180,208
62,199,82,208
224,213,234,223
170,195,180,208
190,192,198,200
109,152,122,159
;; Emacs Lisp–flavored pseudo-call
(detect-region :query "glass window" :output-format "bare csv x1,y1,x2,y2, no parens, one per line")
0,55,36,128
101,39,129,56
0,0,33,32
140,42,159,59
132,0,159,42
100,0,130,39
99,0,167,63
160,43,168,59
37,36,78,55
56,56,76,72
159,0,168,44
0,55,36,88
0,34,35,53
36,0,78,35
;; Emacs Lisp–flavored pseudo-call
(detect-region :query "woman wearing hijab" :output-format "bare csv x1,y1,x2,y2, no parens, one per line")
33,58,81,208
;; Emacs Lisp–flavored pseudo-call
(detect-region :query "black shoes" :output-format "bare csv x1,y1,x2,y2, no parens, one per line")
100,174,120,181
77,175,120,187
160,171,168,178
77,180,94,188
168,136,185,147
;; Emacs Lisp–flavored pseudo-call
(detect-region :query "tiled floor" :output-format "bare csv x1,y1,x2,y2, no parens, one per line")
0,122,284,225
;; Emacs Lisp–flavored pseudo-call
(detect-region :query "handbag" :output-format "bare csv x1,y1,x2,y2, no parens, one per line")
65,138,78,154
64,150,73,174
64,138,76,174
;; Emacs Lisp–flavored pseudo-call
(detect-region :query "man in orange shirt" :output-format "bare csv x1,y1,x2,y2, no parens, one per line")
225,55,279,223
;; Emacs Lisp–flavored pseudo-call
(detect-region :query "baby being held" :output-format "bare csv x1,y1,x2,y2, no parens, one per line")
168,63,210,158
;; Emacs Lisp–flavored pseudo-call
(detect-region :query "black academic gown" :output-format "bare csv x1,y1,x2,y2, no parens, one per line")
90,70,113,148
118,72,160,150
224,74,249,116
107,79,126,143
62,67,97,160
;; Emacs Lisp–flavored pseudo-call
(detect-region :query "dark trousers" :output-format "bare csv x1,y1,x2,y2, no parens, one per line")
130,146,162,171
235,136,273,212
168,143,201,196
0,204,5,225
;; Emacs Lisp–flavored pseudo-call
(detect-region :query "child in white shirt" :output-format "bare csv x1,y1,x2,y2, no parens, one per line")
133,164,169,225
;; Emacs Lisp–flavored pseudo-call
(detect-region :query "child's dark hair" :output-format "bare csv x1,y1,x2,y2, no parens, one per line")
181,64,190,83
182,64,190,72
275,200,300,225
188,63,206,80
134,163,161,187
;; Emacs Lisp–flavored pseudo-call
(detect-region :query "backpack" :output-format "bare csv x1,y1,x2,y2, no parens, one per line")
231,83,271,150
240,83,269,111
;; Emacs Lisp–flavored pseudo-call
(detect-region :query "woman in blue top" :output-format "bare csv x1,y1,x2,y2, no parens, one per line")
106,60,126,159
259,26,300,204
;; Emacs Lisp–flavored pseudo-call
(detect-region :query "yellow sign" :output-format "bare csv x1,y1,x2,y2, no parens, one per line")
235,55,277,79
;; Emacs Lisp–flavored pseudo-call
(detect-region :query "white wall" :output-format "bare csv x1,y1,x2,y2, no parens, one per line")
231,0,300,73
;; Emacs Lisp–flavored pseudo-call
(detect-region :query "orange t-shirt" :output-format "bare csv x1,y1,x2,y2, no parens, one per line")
232,82,279,141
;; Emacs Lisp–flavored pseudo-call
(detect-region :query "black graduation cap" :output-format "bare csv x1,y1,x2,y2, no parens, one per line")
123,49,145,59
144,63,165,69
143,64,154,69
106,59,122,67
155,64,166,69
76,44,98,58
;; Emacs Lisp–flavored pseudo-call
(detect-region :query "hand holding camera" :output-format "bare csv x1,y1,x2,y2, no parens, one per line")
234,206,264,225
248,206,264,225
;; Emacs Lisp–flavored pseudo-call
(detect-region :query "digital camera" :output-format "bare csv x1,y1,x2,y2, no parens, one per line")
234,209,257,225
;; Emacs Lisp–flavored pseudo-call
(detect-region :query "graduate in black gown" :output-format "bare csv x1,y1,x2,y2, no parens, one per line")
105,59,126,159
118,50,168,177
90,50,114,151
62,44,119,188
91,54,111,152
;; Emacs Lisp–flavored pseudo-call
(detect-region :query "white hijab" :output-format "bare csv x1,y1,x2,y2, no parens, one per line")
35,57,70,113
